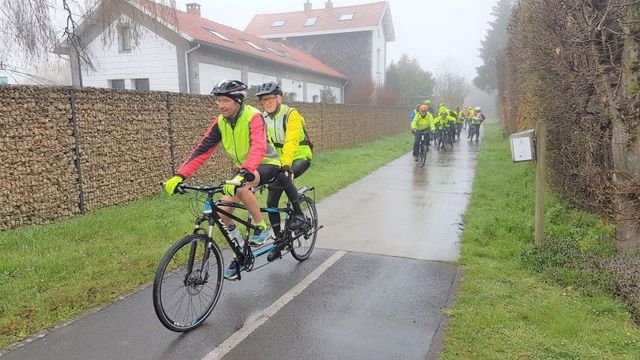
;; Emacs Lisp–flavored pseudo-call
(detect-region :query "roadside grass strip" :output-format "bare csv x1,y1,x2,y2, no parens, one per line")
440,124,640,359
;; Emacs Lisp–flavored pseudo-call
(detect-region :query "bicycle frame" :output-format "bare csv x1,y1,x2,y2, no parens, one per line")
191,193,291,272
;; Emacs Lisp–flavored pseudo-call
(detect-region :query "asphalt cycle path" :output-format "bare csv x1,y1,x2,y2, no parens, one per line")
1,132,480,360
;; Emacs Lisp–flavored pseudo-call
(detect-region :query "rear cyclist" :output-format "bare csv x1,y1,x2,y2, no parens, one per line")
256,81,313,240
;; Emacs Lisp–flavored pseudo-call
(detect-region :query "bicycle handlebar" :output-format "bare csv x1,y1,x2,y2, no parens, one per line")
159,180,244,195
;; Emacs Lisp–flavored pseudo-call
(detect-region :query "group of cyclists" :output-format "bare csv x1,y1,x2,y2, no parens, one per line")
410,99,486,161
162,79,313,280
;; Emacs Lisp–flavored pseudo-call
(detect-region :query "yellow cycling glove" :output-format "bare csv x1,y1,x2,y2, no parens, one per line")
163,175,183,196
222,174,245,197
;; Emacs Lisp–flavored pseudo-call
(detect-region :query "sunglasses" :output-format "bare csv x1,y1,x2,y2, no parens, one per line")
259,96,277,104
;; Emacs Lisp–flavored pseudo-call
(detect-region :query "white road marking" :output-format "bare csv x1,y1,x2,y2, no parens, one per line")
201,250,347,360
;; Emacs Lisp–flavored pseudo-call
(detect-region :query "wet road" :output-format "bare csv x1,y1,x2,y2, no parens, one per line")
1,135,480,360
318,137,479,262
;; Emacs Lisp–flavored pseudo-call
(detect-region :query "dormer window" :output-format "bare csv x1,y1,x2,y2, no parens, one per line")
271,20,286,27
205,28,232,42
339,14,354,21
267,47,286,57
304,17,318,26
244,40,266,51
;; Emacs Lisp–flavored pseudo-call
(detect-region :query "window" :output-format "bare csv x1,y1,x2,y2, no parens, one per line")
267,47,286,57
271,20,286,27
134,78,150,91
205,29,232,42
109,79,125,89
376,48,381,74
312,95,319,103
119,26,131,51
304,17,318,27
339,14,354,21
244,40,266,51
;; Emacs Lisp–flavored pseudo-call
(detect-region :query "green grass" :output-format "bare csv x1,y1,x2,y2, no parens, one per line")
0,133,412,350
441,124,640,359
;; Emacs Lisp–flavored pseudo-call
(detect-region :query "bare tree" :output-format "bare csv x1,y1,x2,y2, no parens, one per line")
433,61,471,107
0,0,178,83
0,0,57,64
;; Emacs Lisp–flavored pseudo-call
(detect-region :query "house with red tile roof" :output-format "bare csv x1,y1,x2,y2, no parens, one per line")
246,1,395,88
55,1,347,102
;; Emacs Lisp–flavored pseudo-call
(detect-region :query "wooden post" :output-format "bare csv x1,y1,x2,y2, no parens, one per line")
535,120,546,246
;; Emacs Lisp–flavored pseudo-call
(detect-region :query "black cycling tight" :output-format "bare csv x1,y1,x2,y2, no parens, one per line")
267,159,311,235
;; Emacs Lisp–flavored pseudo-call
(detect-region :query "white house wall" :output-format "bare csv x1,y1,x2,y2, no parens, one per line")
306,82,323,102
371,25,386,86
305,82,341,103
281,78,303,101
198,63,242,94
247,72,277,87
329,86,341,102
82,15,179,92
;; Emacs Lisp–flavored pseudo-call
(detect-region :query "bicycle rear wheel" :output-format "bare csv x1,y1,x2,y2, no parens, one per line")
153,234,223,332
291,195,318,261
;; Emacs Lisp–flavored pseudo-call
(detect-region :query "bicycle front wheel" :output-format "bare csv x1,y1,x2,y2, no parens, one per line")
291,195,318,261
153,234,223,332
419,143,428,167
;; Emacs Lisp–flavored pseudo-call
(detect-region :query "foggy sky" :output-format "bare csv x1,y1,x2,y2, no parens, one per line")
174,0,498,80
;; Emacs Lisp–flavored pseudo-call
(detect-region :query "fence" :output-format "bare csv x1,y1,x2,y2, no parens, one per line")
0,85,407,230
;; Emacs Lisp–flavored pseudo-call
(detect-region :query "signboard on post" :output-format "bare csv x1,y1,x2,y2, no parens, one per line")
509,129,535,162
508,125,545,246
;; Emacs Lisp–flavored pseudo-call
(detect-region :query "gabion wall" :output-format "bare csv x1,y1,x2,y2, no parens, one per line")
0,85,407,230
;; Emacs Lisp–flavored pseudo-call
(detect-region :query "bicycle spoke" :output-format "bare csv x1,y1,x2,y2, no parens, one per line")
154,234,223,331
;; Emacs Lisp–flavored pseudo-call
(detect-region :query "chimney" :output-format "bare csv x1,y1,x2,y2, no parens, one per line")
186,3,201,17
304,1,312,11
325,0,333,8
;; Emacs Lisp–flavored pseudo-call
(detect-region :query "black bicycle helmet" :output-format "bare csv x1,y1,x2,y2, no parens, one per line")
256,81,282,97
211,79,248,103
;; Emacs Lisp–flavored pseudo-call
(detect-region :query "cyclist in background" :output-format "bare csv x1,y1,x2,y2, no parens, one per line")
433,108,455,150
466,106,475,132
469,106,486,142
454,106,463,141
163,79,281,280
411,104,434,161
255,81,312,239
462,107,470,129
410,99,433,122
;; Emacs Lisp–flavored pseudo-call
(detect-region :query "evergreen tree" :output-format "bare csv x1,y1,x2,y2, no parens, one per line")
473,0,514,93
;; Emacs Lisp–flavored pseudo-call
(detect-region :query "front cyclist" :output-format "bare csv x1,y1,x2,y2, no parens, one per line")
411,104,434,161
163,79,281,280
255,81,313,240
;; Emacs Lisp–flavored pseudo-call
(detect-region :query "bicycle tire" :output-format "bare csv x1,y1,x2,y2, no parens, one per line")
291,195,318,261
153,234,223,332
419,143,427,167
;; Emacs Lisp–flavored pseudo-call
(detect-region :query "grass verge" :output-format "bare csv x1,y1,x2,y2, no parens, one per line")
0,133,412,350
441,124,640,359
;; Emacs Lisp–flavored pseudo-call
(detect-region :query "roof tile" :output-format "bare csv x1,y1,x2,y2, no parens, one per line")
136,0,346,80
245,2,387,37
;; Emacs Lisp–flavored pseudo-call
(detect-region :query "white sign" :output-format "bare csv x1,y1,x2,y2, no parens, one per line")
509,129,535,162
513,137,532,161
